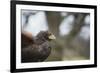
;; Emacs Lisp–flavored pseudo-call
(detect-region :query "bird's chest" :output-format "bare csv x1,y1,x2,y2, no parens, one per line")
38,45,51,57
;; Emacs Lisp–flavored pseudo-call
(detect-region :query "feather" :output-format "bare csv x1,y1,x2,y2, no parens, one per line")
21,31,55,63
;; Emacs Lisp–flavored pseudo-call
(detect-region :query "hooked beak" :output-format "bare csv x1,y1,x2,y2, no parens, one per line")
48,34,56,40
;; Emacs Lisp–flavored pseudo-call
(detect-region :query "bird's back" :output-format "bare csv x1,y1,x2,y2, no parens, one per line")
21,41,51,62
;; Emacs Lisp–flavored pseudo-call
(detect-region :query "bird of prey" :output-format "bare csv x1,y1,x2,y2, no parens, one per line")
21,31,56,63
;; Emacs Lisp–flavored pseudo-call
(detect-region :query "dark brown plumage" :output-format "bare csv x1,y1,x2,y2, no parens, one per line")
21,31,56,63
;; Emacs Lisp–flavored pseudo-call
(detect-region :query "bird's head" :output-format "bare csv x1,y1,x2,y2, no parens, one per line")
36,31,56,42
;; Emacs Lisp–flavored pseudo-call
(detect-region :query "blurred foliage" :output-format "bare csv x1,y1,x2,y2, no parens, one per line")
45,11,90,61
